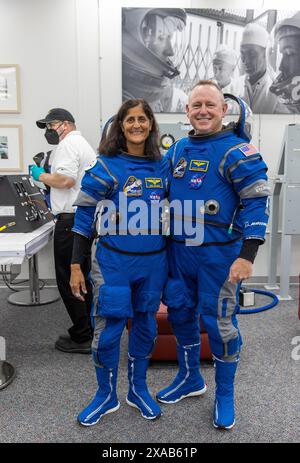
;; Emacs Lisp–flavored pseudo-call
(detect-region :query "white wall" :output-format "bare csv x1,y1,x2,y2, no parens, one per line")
0,0,100,278
1,0,300,278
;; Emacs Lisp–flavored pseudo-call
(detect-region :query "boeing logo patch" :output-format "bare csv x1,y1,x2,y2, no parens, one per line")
189,160,209,172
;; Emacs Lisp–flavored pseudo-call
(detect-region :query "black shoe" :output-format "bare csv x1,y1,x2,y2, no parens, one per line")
57,334,71,341
55,337,92,354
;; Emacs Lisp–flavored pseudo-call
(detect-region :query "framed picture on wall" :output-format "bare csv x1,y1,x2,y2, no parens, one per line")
0,125,23,172
0,64,21,113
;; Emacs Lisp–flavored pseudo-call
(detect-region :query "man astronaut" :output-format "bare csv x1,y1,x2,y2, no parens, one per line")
122,8,187,112
270,11,300,113
156,81,270,429
240,23,278,114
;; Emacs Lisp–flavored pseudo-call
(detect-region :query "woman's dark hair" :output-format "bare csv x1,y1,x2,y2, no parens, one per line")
98,99,161,160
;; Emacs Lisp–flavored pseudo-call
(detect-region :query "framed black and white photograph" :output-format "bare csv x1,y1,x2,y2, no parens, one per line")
0,64,21,113
122,8,300,115
0,125,23,172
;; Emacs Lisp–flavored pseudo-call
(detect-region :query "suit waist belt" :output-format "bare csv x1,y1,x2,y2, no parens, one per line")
170,236,242,247
99,240,166,256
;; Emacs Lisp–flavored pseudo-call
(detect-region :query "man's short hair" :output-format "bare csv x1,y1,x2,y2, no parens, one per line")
190,80,225,102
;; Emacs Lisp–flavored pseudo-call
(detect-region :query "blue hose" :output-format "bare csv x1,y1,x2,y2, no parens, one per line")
238,288,279,315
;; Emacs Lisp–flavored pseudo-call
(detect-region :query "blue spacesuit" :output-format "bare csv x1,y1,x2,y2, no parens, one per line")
156,97,270,429
72,152,168,424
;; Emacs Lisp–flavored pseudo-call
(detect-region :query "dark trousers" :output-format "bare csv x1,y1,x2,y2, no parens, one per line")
54,216,93,343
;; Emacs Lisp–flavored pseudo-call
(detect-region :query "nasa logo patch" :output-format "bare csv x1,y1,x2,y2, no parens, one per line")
189,174,206,189
148,191,161,204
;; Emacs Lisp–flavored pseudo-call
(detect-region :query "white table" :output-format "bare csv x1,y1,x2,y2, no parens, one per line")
0,221,60,305
0,221,60,389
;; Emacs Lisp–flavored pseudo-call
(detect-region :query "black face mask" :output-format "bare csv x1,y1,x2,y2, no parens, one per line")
44,128,60,145
44,122,64,145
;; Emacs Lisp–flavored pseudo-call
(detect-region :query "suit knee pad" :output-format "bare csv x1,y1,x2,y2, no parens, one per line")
162,278,186,308
204,323,242,361
99,284,133,318
162,278,195,324
223,332,242,360
92,317,126,369
129,312,157,357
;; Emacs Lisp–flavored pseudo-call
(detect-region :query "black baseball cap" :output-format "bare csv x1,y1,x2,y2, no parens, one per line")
36,108,75,129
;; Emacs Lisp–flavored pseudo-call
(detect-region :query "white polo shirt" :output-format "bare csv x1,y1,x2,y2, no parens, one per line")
50,130,96,215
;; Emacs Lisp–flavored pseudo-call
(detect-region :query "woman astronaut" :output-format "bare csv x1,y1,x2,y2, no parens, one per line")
70,99,169,425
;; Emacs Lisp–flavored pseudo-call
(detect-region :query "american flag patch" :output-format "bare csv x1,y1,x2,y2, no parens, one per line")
239,144,259,156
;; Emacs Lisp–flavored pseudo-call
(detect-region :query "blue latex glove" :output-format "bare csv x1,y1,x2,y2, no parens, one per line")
30,165,45,181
